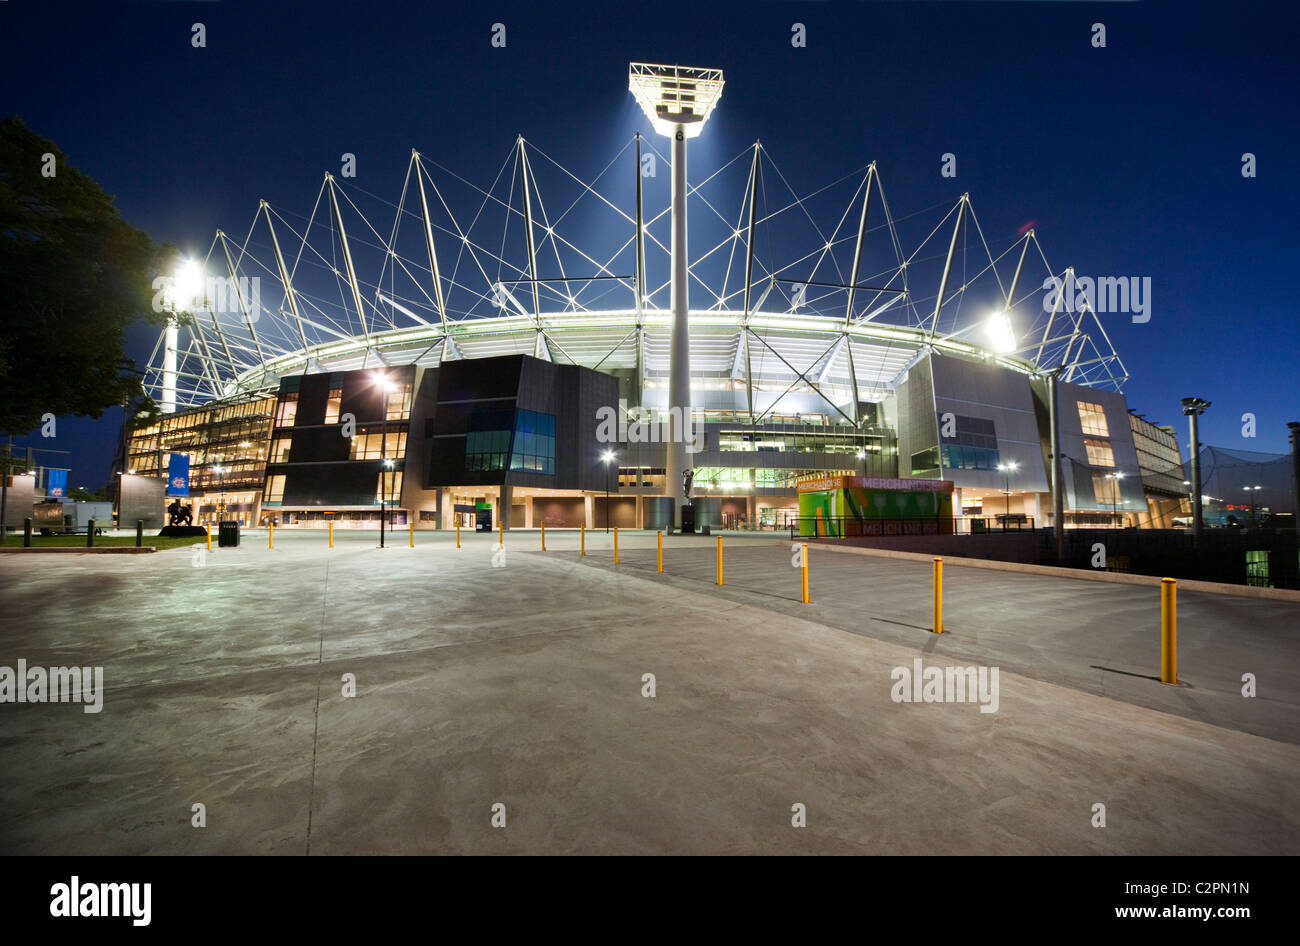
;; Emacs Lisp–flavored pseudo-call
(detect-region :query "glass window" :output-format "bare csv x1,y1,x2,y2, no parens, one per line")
1084,438,1115,467
1091,472,1121,505
274,394,298,427
325,388,342,424
270,438,291,463
385,382,412,420
263,474,286,504
376,471,403,503
349,430,406,460
1077,401,1109,437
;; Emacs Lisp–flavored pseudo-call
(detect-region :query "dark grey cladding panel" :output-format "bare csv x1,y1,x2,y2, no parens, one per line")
422,354,618,492
281,461,385,507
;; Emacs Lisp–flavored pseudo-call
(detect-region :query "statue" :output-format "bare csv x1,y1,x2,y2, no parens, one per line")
682,468,694,500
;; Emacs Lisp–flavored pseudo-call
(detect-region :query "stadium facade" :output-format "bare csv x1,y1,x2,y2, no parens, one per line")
114,63,1198,534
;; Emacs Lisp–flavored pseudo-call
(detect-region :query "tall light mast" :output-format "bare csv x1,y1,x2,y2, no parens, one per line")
629,62,724,528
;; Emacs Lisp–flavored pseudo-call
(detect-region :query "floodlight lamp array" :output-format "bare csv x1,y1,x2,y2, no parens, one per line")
628,62,724,139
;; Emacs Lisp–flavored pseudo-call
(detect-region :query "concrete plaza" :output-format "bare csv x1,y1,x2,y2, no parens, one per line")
0,528,1296,854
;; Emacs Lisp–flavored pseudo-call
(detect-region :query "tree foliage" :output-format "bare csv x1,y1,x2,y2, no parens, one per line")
0,116,164,434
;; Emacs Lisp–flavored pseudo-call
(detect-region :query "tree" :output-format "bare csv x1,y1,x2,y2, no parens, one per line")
0,116,165,434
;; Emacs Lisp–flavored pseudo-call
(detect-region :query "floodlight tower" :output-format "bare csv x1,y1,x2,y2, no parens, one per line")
629,62,725,528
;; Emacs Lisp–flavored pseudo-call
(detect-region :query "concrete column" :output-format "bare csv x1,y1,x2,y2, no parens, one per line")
439,488,454,530
584,494,594,529
665,123,690,528
746,494,756,531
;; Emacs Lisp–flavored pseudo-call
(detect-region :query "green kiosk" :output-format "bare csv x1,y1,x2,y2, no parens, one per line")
795,475,955,538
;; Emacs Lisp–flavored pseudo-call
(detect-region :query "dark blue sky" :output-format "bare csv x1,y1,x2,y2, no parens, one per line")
3,0,1297,486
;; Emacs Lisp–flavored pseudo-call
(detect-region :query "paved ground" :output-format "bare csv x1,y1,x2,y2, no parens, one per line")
0,528,1296,854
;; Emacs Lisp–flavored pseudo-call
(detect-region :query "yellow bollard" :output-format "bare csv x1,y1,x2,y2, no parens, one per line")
541,521,545,552
499,520,503,548
329,521,333,549
801,543,810,603
269,521,274,550
657,530,663,573
409,522,414,548
932,557,943,633
614,527,619,564
717,536,724,586
456,522,460,549
206,524,212,551
1160,578,1177,684
581,524,585,556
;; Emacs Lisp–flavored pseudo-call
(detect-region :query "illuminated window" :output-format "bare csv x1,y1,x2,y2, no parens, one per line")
1077,401,1109,437
1091,472,1122,506
325,388,342,424
270,438,291,463
385,382,412,420
274,394,298,427
1084,438,1115,467
349,430,406,460
263,474,286,504
376,471,403,503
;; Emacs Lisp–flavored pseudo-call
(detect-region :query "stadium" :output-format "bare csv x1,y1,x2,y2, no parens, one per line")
117,63,1176,536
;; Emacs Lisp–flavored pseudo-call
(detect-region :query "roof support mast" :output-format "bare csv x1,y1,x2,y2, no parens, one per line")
326,173,372,351
740,141,761,425
634,133,646,404
413,152,451,357
841,163,876,424
261,200,313,355
517,137,547,360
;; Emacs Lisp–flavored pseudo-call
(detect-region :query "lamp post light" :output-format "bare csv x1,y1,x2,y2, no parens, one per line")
1243,484,1262,524
1181,397,1211,546
629,62,724,529
1289,423,1300,543
373,373,395,549
212,464,226,526
1105,471,1126,527
996,461,1019,529
601,450,615,533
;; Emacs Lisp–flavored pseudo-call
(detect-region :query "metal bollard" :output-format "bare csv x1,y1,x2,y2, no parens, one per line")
932,557,943,633
613,527,619,564
206,524,212,551
136,519,143,548
456,522,460,549
87,519,95,547
541,521,545,551
23,518,32,548
269,521,273,550
1160,578,1177,684
657,530,663,573
409,522,414,549
580,525,585,556
801,543,810,604
716,536,724,586
329,521,334,549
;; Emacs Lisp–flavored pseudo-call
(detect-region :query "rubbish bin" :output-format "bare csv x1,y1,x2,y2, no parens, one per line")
680,503,696,535
218,520,240,548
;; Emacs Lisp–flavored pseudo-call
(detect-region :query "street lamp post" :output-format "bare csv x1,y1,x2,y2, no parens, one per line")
601,450,615,533
996,461,1018,530
1290,423,1300,543
1243,484,1262,524
1105,471,1126,527
1182,397,1211,547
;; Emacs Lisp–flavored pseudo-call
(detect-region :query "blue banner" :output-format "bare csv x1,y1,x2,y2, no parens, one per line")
47,469,68,498
167,454,191,496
